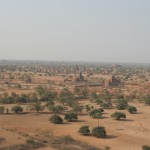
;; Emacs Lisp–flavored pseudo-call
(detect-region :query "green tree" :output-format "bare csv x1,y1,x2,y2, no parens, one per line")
116,99,128,110
92,126,106,138
32,102,43,113
111,112,126,120
127,106,137,114
72,104,83,115
95,99,103,105
101,102,112,109
41,91,57,102
89,108,103,118
95,112,101,126
64,113,78,121
85,104,91,112
48,105,64,114
49,115,63,124
78,126,90,136
35,85,46,98
0,106,5,114
59,88,74,106
11,105,23,114
144,98,150,105
142,145,150,150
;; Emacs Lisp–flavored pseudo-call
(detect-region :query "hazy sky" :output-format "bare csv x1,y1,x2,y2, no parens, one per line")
0,0,150,63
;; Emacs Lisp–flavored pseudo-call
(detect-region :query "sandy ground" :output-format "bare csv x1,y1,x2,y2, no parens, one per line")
0,102,150,150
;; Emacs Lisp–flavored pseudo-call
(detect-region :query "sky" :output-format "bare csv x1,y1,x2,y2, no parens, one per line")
0,0,150,63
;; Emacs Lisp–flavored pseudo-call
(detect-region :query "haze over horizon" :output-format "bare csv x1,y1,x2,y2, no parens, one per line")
0,0,150,63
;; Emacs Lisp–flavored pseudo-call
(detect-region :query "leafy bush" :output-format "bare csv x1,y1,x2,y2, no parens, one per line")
127,106,137,114
111,112,126,120
142,145,150,150
46,100,54,106
64,113,78,121
32,102,43,112
49,115,63,124
11,105,23,113
61,135,74,143
78,126,90,136
92,126,106,138
144,98,150,105
101,102,112,109
48,105,64,114
26,138,36,145
72,104,83,115
85,104,91,112
116,99,128,110
15,94,29,103
89,108,103,118
103,146,111,150
0,96,15,104
95,99,103,105
0,106,5,114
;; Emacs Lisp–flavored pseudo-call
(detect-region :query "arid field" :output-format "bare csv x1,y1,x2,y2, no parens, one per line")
0,62,150,150
0,102,150,150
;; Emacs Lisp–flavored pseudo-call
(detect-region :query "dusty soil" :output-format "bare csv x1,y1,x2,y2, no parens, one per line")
0,102,149,150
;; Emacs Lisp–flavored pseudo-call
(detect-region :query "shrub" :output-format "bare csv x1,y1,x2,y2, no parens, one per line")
127,106,137,114
144,98,150,105
0,106,5,114
26,138,36,145
11,105,23,113
48,105,64,114
61,135,74,143
46,100,54,106
116,100,128,110
64,113,78,121
32,102,43,112
85,104,91,112
142,145,150,150
0,96,15,104
72,104,83,115
95,99,103,105
101,102,112,109
78,126,90,136
89,108,103,118
49,115,63,124
103,146,111,150
111,112,126,120
92,126,106,138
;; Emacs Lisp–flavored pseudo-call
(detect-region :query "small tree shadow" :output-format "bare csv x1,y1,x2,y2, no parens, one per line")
106,135,117,139
62,122,71,125
65,120,86,123
122,119,133,121
79,113,89,116
101,116,109,119
135,112,143,114
73,120,86,122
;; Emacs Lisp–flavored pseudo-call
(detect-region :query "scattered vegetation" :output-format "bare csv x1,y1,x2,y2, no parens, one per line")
89,108,103,118
92,126,106,138
49,115,63,124
116,99,128,110
78,126,90,136
11,105,23,114
127,106,137,114
0,106,5,114
64,113,78,121
142,145,150,150
111,112,126,120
